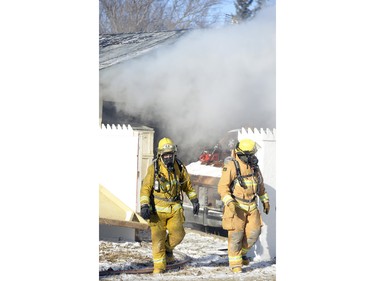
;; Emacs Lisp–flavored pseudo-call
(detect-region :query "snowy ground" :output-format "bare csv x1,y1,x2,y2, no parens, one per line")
99,228,276,280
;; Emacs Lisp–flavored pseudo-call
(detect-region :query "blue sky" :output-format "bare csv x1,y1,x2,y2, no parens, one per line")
219,0,236,15
220,0,277,13
217,0,276,24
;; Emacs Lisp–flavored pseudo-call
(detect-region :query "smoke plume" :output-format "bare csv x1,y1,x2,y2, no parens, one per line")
100,6,275,163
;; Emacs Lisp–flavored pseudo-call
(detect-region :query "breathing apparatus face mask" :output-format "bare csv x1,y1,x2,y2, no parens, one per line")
162,152,175,171
237,152,258,168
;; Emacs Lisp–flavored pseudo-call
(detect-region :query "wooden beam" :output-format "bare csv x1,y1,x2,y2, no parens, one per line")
99,218,149,230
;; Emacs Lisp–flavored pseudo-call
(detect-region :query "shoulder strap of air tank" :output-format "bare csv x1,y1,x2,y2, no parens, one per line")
230,158,248,191
153,157,159,176
175,158,184,173
174,158,185,202
232,158,241,178
150,158,159,212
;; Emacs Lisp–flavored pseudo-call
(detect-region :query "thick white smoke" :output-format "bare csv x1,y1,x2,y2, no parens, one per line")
100,6,275,162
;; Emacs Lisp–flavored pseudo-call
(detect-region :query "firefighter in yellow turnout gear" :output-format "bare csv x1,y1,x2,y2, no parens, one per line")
218,139,270,273
140,137,200,274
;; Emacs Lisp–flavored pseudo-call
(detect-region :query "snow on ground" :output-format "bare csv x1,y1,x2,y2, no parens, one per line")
99,228,276,280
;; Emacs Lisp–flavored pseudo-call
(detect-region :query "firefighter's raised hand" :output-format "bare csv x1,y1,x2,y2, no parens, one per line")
262,201,270,215
141,204,151,220
191,198,200,215
227,201,237,216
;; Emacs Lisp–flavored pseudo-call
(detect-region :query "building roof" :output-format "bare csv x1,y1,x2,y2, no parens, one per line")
99,29,189,70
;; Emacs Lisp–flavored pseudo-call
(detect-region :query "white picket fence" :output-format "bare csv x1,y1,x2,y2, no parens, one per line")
99,124,140,211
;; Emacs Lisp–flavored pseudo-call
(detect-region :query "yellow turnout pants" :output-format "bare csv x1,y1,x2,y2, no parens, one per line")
225,208,262,269
149,205,185,270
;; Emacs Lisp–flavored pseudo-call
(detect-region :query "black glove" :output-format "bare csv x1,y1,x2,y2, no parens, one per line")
140,204,151,220
191,198,200,215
